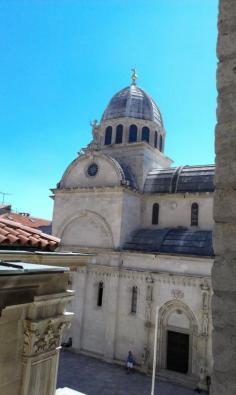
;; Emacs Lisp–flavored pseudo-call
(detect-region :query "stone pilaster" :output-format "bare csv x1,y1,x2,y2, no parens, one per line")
212,1,236,394
142,275,154,371
21,314,73,395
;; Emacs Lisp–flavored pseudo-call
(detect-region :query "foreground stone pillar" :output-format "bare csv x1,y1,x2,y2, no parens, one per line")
212,1,236,394
21,314,72,395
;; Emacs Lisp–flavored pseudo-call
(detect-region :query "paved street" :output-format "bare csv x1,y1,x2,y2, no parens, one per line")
57,351,204,395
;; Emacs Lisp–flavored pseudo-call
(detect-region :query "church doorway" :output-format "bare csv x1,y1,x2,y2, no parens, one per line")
166,330,189,374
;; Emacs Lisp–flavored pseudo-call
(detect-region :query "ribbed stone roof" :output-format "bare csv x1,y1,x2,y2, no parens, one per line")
144,165,215,194
101,85,163,126
124,228,214,257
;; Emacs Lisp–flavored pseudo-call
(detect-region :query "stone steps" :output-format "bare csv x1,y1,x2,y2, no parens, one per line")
155,369,200,390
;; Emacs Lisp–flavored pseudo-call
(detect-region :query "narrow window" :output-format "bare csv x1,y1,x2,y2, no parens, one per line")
159,135,163,152
131,286,138,314
129,124,138,143
141,126,150,143
115,124,123,144
191,203,199,226
152,203,159,225
104,126,112,145
97,282,104,307
154,131,158,148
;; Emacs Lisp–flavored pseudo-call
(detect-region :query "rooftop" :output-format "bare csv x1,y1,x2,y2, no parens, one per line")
0,217,59,251
124,228,214,257
144,165,215,194
101,84,163,126
1,212,51,230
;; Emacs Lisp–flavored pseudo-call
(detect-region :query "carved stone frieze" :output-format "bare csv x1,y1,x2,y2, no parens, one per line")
171,289,184,299
23,317,71,357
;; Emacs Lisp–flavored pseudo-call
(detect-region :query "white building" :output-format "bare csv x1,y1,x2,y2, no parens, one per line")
52,72,214,389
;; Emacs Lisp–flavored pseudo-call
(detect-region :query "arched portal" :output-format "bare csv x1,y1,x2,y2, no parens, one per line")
157,300,199,375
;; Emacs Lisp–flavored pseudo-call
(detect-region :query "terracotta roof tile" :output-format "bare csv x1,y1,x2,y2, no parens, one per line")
0,212,51,230
0,218,60,251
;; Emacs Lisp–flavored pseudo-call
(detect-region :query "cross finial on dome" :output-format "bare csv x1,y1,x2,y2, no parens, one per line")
131,68,137,85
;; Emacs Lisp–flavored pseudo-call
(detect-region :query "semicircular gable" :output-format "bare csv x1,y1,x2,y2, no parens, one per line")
59,153,125,189
59,210,114,249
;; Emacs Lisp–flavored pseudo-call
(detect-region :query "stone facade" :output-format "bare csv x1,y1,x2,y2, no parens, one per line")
212,1,236,394
52,79,215,389
0,263,74,395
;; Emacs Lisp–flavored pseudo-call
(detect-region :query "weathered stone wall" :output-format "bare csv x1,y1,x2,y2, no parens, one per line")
142,193,213,230
69,251,213,389
212,1,236,394
0,271,73,395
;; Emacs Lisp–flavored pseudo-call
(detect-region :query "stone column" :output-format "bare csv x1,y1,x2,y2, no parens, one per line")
212,1,236,394
21,314,72,395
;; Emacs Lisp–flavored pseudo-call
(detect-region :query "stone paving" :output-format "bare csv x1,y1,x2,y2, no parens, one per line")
57,351,204,395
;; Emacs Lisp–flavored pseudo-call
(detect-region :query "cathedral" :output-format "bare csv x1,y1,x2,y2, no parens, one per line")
52,70,214,389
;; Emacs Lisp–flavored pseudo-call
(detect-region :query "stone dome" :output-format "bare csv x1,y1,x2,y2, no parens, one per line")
101,84,163,126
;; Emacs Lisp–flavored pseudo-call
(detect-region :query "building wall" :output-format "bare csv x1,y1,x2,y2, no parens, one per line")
0,306,25,395
143,194,213,230
0,270,73,395
53,190,124,249
103,142,171,190
212,1,236,394
69,252,213,388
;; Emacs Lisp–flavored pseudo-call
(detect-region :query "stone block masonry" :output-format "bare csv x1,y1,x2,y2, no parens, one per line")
212,1,236,394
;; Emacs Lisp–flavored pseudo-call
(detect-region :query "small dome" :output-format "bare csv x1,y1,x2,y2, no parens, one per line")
101,84,163,126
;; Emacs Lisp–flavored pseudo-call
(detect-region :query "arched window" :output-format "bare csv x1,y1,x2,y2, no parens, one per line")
141,126,150,143
129,124,138,143
191,203,199,226
159,135,163,152
115,124,123,144
152,203,159,225
154,131,158,148
131,286,138,314
104,126,112,145
97,282,104,307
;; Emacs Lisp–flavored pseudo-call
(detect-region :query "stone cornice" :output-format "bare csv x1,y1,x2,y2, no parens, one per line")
51,185,140,197
77,264,212,286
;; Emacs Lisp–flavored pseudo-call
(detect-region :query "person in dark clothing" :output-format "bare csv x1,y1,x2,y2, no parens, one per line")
126,350,135,373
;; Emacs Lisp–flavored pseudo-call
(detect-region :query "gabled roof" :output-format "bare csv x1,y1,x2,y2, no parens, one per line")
144,165,215,194
124,228,214,257
0,217,59,251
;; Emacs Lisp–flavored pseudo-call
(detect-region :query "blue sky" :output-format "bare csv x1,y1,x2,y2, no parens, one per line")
0,0,218,219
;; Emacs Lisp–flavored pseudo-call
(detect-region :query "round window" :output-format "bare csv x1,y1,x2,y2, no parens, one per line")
87,163,98,177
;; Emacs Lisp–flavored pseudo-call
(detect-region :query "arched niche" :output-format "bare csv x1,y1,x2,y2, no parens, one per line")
59,211,114,249
157,300,199,375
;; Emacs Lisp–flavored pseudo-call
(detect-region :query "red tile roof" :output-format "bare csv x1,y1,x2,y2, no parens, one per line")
1,212,51,229
0,217,59,251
